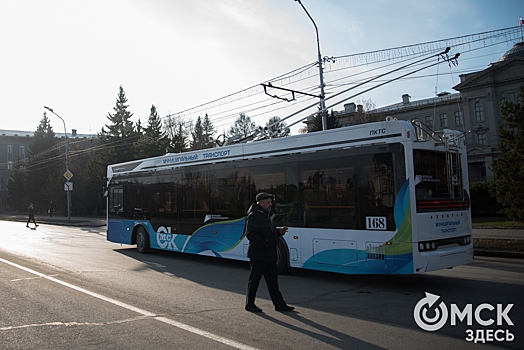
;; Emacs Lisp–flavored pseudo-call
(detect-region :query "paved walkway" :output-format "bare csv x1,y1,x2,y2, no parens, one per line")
0,213,105,227
1,213,522,259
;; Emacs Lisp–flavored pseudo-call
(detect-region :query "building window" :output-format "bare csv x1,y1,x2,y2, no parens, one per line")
477,133,487,145
454,111,463,125
500,97,506,107
7,161,13,170
475,101,484,121
19,145,25,160
425,116,433,129
439,113,448,128
518,96,523,106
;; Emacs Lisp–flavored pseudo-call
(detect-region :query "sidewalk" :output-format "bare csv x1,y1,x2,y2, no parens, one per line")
0,213,522,259
0,213,106,227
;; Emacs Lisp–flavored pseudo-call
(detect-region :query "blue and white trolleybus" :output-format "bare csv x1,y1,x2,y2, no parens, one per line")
106,119,473,274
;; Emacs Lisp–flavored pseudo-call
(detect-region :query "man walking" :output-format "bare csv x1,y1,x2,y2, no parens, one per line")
26,203,38,228
48,200,54,217
245,192,294,313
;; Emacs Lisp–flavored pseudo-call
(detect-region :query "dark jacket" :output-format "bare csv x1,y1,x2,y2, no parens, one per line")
246,203,280,261
28,205,35,217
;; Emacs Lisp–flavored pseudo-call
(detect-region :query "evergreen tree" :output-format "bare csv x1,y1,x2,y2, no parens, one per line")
492,85,524,222
6,159,26,212
99,85,139,163
191,116,205,150
264,116,290,138
202,113,216,148
227,113,257,140
308,109,339,132
25,112,61,213
138,105,170,157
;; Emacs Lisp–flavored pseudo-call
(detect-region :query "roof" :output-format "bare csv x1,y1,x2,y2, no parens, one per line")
499,42,524,62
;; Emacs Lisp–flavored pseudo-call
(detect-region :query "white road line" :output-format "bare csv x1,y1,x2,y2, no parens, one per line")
0,257,258,350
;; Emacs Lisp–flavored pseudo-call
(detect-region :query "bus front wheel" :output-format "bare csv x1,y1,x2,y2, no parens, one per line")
136,226,150,254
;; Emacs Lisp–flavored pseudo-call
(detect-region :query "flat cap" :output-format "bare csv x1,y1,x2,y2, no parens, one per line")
256,192,273,202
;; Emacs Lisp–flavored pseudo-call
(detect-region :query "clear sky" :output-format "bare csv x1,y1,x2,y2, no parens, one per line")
1,0,523,136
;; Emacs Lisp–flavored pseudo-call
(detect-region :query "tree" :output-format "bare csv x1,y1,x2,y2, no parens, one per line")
308,109,339,132
191,116,205,150
354,98,377,125
264,116,290,138
6,159,26,212
25,112,61,213
492,85,524,222
138,105,170,157
191,114,216,150
227,113,257,140
202,114,216,148
164,114,189,153
99,85,140,163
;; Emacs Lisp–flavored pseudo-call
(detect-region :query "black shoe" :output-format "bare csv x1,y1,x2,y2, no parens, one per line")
26,225,29,228
275,305,294,312
245,305,262,313
35,224,39,227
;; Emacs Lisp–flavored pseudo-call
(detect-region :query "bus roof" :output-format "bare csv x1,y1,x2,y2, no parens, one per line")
107,120,429,180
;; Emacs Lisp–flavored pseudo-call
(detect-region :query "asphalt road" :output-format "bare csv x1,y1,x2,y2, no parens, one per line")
0,221,523,349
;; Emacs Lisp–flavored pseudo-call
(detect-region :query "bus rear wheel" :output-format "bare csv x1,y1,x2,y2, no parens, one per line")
136,226,150,254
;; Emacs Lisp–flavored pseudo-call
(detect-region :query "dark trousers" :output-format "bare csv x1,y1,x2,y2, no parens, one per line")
27,215,36,226
246,259,286,307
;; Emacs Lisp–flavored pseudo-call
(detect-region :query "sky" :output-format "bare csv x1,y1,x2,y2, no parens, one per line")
1,0,523,136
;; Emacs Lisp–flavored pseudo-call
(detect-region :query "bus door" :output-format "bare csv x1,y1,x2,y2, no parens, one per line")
107,184,124,242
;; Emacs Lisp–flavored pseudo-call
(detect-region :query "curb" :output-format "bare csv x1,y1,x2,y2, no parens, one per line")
474,250,524,259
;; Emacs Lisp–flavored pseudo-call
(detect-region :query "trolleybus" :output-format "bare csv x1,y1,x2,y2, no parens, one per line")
106,119,473,274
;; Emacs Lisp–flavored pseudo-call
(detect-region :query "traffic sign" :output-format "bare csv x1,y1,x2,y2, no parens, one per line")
64,182,73,191
63,170,73,181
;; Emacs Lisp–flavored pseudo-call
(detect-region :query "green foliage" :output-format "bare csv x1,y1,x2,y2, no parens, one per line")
6,160,26,212
492,85,524,222
191,114,216,150
227,113,257,139
138,105,170,158
309,110,340,132
25,112,61,213
264,116,290,138
470,181,501,217
99,85,140,163
164,115,188,153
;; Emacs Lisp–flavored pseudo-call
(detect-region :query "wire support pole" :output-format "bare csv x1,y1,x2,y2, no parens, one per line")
295,0,327,130
44,106,71,221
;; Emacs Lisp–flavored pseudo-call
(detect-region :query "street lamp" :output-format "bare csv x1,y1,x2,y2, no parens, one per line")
44,106,71,221
295,0,327,130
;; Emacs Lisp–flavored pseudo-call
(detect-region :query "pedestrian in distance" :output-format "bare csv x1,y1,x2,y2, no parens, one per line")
245,192,294,313
48,200,54,217
26,203,38,228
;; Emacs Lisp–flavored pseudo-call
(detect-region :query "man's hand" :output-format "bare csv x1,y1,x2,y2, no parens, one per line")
279,226,288,235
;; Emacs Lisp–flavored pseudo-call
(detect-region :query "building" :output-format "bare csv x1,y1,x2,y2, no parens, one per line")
318,42,524,183
0,128,96,211
0,130,32,210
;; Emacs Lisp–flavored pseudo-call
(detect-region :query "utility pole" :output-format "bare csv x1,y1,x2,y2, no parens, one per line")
44,106,71,221
295,0,327,130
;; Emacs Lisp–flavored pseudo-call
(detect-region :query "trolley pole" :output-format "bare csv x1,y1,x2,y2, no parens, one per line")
295,0,327,130
44,106,71,221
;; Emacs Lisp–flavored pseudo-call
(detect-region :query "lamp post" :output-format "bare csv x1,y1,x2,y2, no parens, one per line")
44,106,71,221
295,0,327,130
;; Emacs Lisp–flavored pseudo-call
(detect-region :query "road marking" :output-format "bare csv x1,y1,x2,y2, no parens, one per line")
0,257,258,350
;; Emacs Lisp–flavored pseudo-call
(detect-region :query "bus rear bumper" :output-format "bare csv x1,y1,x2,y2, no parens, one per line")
415,245,474,273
